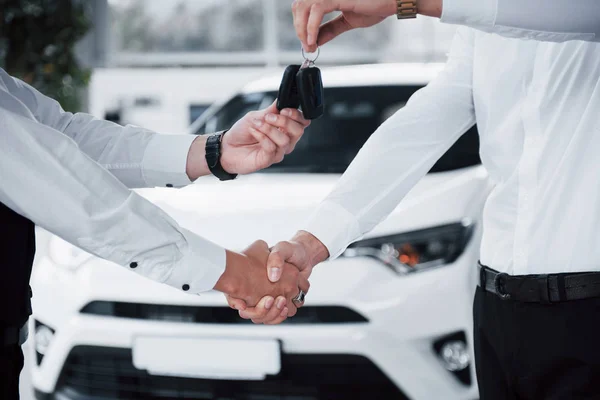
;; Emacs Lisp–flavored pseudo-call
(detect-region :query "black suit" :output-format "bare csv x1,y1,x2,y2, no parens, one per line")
0,201,36,399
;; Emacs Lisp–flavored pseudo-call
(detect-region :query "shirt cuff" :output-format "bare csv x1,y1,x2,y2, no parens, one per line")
142,134,197,188
302,201,362,260
163,228,226,294
441,0,497,27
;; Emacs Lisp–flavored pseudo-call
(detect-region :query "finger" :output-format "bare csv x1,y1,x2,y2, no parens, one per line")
293,0,312,51
264,307,290,325
251,297,285,324
287,277,309,314
287,300,299,318
226,295,247,311
239,296,275,321
238,309,253,320
264,115,305,153
298,275,311,296
307,2,328,49
267,242,297,282
281,108,311,127
317,14,353,47
270,112,306,139
249,127,277,155
257,120,292,150
275,296,287,311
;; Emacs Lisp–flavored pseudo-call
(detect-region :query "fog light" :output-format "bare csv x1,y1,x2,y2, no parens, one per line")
35,325,54,355
440,340,470,371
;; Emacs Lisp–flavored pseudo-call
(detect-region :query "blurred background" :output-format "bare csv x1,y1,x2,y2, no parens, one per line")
1,0,456,133
2,1,487,400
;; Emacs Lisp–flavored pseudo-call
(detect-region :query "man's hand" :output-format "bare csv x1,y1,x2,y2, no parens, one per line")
226,231,329,324
292,0,443,52
214,240,311,320
266,230,329,283
221,101,309,175
186,101,309,180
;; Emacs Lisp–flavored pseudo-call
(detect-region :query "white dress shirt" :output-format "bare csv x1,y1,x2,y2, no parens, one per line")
0,69,225,293
305,8,600,275
442,0,600,43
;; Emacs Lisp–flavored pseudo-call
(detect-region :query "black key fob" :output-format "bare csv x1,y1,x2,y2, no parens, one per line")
296,66,324,120
276,65,301,111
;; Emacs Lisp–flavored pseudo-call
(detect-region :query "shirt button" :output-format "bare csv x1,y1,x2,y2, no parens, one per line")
166,184,173,188
129,262,138,269
182,284,190,291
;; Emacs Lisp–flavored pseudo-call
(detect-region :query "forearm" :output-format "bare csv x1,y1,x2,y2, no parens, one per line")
0,107,226,294
440,0,600,42
413,0,600,43
62,114,199,188
302,28,476,259
0,69,207,188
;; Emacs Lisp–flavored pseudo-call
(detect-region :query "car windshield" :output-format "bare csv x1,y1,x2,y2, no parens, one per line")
196,86,480,173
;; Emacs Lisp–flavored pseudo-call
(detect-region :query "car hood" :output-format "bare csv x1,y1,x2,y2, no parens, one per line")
136,166,490,251
34,166,491,310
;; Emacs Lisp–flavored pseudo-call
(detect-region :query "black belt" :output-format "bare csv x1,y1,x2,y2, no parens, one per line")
478,263,600,304
1,322,28,347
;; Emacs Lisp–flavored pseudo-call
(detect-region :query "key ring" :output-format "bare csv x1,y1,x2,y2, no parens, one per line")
301,46,320,64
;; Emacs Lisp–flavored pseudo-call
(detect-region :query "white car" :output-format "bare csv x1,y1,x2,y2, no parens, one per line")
30,63,489,400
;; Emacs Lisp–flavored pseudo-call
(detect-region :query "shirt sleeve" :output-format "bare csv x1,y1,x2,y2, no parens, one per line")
302,27,476,259
0,107,225,294
0,69,195,189
441,0,600,42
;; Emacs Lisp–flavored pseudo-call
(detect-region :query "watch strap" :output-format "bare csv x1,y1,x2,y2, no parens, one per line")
397,0,418,19
205,131,237,181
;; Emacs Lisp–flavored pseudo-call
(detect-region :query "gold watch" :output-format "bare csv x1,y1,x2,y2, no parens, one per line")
396,0,417,19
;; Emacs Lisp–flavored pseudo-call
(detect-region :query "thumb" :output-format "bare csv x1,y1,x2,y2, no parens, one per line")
267,241,297,282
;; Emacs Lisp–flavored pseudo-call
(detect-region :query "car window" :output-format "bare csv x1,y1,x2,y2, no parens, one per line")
195,86,480,174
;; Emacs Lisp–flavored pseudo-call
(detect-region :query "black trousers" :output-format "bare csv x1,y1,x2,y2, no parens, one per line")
0,345,23,400
474,286,600,399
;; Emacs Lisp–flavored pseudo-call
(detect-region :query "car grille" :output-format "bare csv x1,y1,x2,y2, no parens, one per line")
80,301,368,324
54,346,408,400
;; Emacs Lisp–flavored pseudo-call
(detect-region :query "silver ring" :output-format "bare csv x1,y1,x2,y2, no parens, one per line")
292,289,306,304
301,46,320,63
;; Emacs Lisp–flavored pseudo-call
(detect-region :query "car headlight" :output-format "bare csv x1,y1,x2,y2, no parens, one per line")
48,236,92,271
343,220,474,274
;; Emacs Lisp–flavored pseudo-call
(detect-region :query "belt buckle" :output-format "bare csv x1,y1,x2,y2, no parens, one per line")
493,272,511,300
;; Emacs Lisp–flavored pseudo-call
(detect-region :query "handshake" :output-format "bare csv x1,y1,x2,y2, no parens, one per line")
213,231,329,325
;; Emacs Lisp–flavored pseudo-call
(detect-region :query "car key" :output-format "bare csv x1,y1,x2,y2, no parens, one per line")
296,59,324,120
275,48,324,120
276,65,301,111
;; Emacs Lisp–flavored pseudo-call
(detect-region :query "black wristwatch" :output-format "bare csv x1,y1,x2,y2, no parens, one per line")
205,131,237,181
